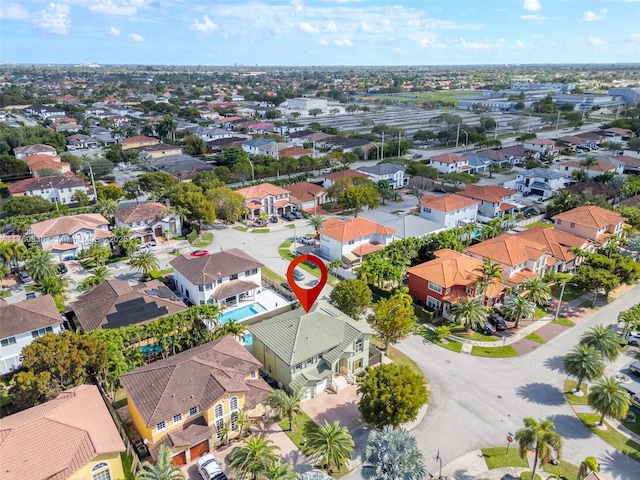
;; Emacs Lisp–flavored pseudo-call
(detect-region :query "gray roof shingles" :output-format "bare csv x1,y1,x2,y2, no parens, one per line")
170,248,263,285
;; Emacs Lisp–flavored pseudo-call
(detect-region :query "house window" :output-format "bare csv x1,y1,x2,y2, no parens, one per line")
423,208,431,213
230,274,239,280
214,404,224,418
428,282,443,294
245,268,258,276
557,219,562,225
306,357,313,367
354,359,363,370
348,240,355,245
199,285,204,291
230,396,239,411
250,370,257,379
31,327,53,338
1,337,17,347
570,222,575,228
91,463,112,480
230,411,239,431
426,296,441,310
354,340,363,352
466,287,474,295
156,421,167,432
295,363,302,371
189,406,199,417
173,413,183,423
215,419,225,439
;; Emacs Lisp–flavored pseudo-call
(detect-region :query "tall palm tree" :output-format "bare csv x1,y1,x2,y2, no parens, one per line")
450,297,487,333
308,214,325,233
214,318,247,342
34,275,72,302
130,251,160,281
515,417,563,480
327,258,342,276
473,257,503,305
563,345,605,395
135,444,184,480
577,456,599,480
362,426,427,480
158,114,176,142
262,460,298,480
579,325,621,362
96,198,118,222
266,387,305,431
521,277,552,307
24,250,58,283
229,434,280,480
78,265,113,291
502,294,535,328
0,241,27,271
579,156,598,179
306,420,355,474
588,376,631,427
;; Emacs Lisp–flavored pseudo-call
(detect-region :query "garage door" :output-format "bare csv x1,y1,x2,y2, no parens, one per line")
172,451,187,466
190,440,209,460
315,378,328,395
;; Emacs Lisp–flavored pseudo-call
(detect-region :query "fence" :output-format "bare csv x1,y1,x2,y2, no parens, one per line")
514,213,549,227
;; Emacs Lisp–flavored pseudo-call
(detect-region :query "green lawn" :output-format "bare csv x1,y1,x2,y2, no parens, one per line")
524,221,553,229
192,232,214,247
520,473,541,480
262,266,285,283
525,332,547,344
233,226,248,232
564,379,589,405
114,389,128,409
550,283,583,302
552,317,575,328
576,413,640,463
149,268,173,280
0,290,10,298
278,411,318,456
542,460,579,480
120,452,136,480
471,345,519,358
279,240,293,249
533,307,548,319
450,324,499,342
414,326,464,352
285,224,295,229
251,228,270,233
622,414,640,437
481,446,528,469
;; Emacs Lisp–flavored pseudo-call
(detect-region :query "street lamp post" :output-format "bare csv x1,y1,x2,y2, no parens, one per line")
49,182,59,211
248,158,255,183
554,282,578,320
461,129,469,152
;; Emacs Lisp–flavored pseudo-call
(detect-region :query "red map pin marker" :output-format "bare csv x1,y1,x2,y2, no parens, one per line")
287,254,328,313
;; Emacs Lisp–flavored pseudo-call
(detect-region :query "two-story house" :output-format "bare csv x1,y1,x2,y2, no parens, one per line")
429,153,471,174
419,194,479,228
29,213,112,262
510,168,568,199
357,163,408,189
21,154,71,176
560,159,624,179
465,233,552,286
523,137,558,158
249,301,374,399
114,202,182,243
242,138,277,156
121,135,160,151
0,295,62,375
7,175,93,205
170,248,263,308
120,336,272,465
318,217,395,264
284,181,328,214
66,133,99,149
13,144,57,159
458,185,518,219
137,143,184,158
0,385,126,480
552,205,625,244
407,249,508,317
236,183,297,219
322,169,370,189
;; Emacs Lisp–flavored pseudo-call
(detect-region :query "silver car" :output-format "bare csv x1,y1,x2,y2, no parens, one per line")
629,360,640,376
197,453,227,480
626,331,640,347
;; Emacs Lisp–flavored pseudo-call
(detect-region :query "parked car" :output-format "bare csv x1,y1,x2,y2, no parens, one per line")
412,154,423,159
26,292,36,300
300,235,315,245
626,331,640,346
628,360,640,376
321,168,332,174
291,210,303,219
190,249,209,257
280,281,292,292
433,187,447,193
19,271,32,283
270,216,279,223
284,212,297,221
631,392,640,410
293,269,305,281
57,263,68,274
197,453,227,480
478,321,496,336
489,313,508,331
147,241,158,250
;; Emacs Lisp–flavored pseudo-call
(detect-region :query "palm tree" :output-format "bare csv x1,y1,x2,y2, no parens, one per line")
502,294,535,328
135,444,184,480
579,325,621,362
563,345,605,395
158,114,176,142
327,258,341,276
78,265,113,291
588,376,631,428
24,249,58,283
308,214,325,233
300,471,335,480
82,242,112,266
120,237,142,257
579,156,598,179
577,456,599,480
521,277,552,307
262,460,298,480
214,318,246,342
130,251,160,281
0,241,27,272
515,417,563,480
96,198,118,222
473,257,503,305
34,275,72,302
362,426,427,480
229,434,280,480
266,387,304,431
306,420,355,474
450,297,487,333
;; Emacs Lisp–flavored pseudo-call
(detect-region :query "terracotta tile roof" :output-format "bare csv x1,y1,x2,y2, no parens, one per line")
409,249,486,288
352,243,386,256
7,175,87,195
553,205,623,229
120,336,268,427
561,160,619,173
284,182,326,203
121,135,159,144
246,201,262,209
236,182,291,200
278,146,313,157
30,214,111,239
22,155,70,173
13,144,57,156
458,184,516,203
514,227,593,262
323,169,369,181
509,269,538,284
419,193,479,213
169,248,263,285
319,217,395,243
44,242,77,251
466,233,548,267
430,153,468,164
0,385,125,480
70,280,188,331
0,295,61,339
499,202,517,211
524,137,556,145
114,202,169,224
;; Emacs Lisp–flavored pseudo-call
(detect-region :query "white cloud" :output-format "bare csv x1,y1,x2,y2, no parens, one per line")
420,37,438,48
582,8,607,21
520,14,548,20
190,15,218,34
587,35,604,47
523,0,542,11
631,33,640,40
326,20,338,33
359,21,372,32
0,2,30,20
89,1,145,16
32,3,71,35
299,22,319,34
108,26,120,36
291,0,304,12
457,37,507,50
318,38,329,45
130,33,145,42
333,38,352,47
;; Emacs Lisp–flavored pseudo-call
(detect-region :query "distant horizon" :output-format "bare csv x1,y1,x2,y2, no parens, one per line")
1,1,638,65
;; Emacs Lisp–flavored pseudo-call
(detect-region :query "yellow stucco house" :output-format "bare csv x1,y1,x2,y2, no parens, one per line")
120,335,272,466
0,384,126,480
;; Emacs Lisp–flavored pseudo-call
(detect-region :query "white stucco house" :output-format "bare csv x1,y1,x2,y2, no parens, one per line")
169,248,263,308
7,175,94,205
318,217,395,265
0,296,63,375
357,163,408,189
458,185,519,219
429,153,471,174
114,202,182,244
419,194,480,228
507,168,568,199
523,138,558,158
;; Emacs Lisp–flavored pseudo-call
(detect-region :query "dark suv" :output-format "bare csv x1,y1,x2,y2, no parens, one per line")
489,313,508,331
477,321,496,336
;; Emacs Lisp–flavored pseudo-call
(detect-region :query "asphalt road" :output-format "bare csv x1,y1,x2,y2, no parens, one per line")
344,283,640,480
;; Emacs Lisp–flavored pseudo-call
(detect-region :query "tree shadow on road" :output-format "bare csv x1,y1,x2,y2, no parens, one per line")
515,382,565,406
542,355,565,373
597,448,640,478
548,413,593,439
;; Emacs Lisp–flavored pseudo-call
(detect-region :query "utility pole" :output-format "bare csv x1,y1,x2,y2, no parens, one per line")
87,164,98,203
455,123,461,148
554,111,560,139
381,131,385,161
397,130,401,158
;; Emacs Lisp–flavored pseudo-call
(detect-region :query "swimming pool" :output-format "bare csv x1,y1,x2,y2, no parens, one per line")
219,302,267,346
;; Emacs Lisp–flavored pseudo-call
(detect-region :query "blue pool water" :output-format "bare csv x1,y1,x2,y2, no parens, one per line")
219,302,267,345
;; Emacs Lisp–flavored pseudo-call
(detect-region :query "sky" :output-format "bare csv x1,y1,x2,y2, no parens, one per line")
0,0,639,66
